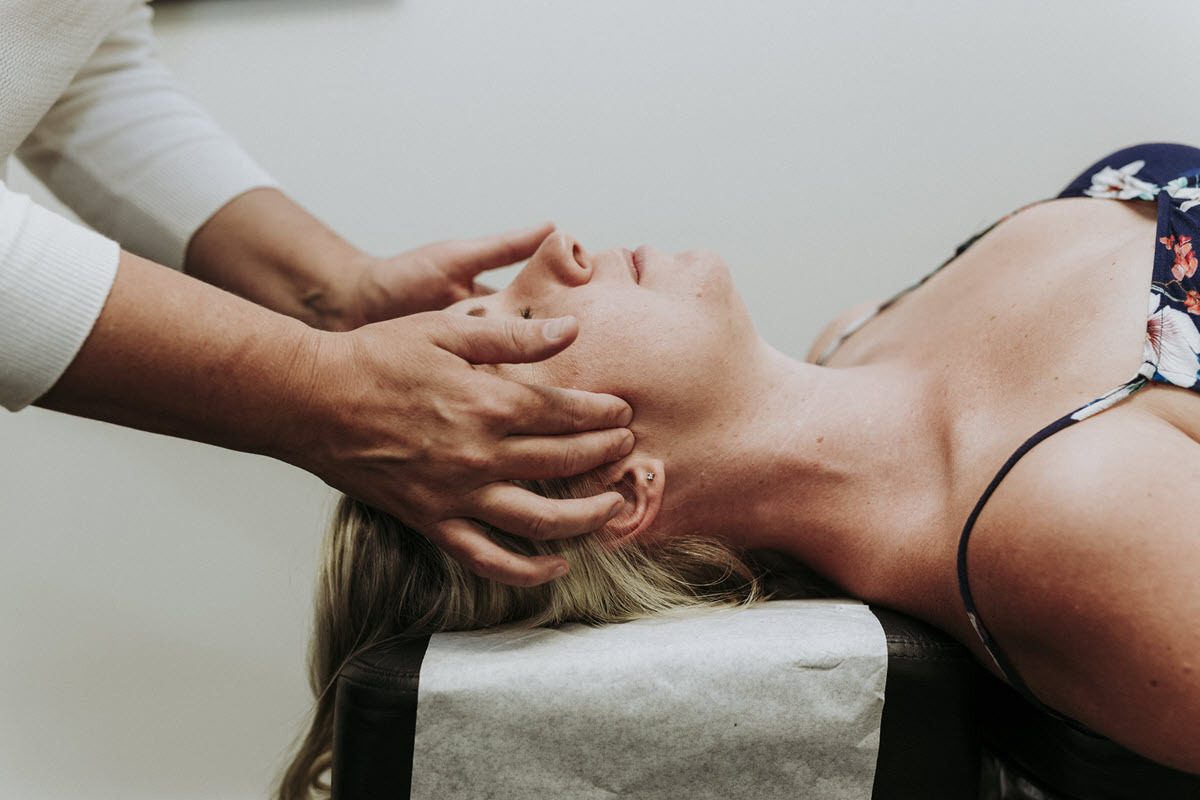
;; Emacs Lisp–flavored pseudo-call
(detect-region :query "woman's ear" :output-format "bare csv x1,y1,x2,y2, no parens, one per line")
595,454,665,547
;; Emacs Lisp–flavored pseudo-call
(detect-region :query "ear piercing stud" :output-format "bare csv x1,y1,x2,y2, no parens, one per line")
645,472,655,481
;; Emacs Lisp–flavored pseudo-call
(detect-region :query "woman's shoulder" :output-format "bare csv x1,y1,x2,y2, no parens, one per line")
983,389,1200,553
964,396,1200,768
972,393,1200,601
804,299,883,364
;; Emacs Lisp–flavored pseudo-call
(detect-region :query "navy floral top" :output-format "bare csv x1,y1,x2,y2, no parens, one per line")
818,143,1200,729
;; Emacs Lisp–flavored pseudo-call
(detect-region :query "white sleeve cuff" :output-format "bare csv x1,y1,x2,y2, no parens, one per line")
0,184,119,412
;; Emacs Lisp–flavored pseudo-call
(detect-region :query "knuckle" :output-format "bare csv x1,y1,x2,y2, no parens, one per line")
415,252,443,275
564,393,586,430
526,509,555,540
404,504,439,532
465,553,498,579
609,399,632,427
453,445,492,473
435,240,462,257
423,310,460,343
404,488,449,527
422,523,452,549
608,429,632,458
558,443,584,476
476,392,514,424
497,241,522,263
504,318,530,354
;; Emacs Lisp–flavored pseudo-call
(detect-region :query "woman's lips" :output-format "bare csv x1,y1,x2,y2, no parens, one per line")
623,248,641,283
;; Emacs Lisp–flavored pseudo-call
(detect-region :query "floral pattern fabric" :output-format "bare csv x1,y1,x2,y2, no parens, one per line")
1070,145,1200,394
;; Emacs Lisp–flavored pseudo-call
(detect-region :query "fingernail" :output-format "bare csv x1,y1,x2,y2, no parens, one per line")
542,317,568,341
550,562,569,579
619,431,634,455
617,406,633,427
608,497,625,518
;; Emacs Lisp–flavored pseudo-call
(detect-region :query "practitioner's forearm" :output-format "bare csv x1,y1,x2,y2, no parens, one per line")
37,249,320,461
184,187,371,332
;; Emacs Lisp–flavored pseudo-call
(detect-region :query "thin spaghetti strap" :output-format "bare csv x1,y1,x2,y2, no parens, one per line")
815,198,1056,366
814,305,883,365
956,373,1150,732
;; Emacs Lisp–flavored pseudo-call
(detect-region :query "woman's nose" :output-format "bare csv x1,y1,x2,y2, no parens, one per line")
533,232,592,287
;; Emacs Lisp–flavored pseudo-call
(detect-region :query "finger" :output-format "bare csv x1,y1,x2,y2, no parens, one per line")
432,517,569,587
495,428,634,479
431,312,580,364
442,222,556,277
472,283,497,297
507,383,633,434
469,484,625,541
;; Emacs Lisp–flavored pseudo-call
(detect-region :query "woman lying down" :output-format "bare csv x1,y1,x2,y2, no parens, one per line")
280,143,1200,797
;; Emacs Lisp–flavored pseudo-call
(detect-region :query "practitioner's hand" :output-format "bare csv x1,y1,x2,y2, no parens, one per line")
184,188,543,329
293,310,633,586
347,222,555,324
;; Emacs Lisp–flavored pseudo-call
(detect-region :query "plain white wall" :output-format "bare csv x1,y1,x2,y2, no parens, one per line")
3,1,1200,797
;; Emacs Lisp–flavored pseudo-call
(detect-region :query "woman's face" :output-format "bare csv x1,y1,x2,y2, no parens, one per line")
449,233,761,442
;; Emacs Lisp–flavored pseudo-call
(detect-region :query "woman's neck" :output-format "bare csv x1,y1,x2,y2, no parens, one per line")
666,343,948,601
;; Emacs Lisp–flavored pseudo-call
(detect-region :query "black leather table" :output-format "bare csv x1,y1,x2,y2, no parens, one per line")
977,672,1200,800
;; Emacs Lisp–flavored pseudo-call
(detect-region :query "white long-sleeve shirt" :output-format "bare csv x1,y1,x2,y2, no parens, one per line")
0,0,276,411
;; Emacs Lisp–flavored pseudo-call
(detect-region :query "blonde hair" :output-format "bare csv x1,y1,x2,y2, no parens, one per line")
277,479,760,800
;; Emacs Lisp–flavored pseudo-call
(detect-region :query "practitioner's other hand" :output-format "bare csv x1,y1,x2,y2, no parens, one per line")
183,189,537,329
292,310,633,586
348,222,555,323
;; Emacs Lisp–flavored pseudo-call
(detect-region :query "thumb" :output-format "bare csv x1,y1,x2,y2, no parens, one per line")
434,313,579,365
438,222,556,278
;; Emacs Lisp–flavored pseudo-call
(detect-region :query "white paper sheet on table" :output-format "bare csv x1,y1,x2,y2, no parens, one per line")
411,598,888,800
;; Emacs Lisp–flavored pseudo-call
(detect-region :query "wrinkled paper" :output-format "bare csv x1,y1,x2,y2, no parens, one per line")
411,599,887,800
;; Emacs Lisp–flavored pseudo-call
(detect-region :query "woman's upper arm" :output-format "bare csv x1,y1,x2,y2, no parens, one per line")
966,410,1200,772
